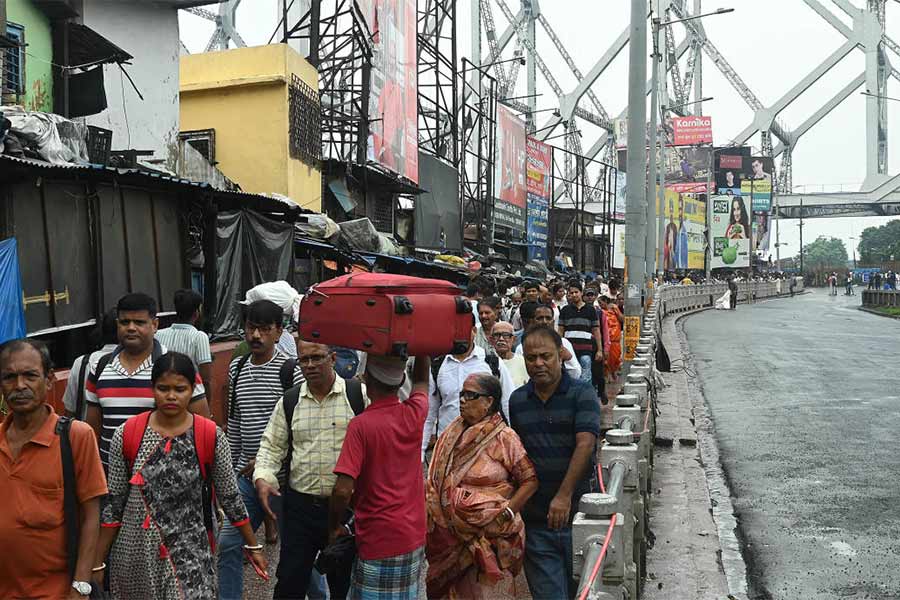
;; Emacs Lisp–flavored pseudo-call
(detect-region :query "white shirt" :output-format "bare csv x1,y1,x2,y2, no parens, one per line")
62,344,119,419
422,346,515,452
516,337,582,380
501,353,529,389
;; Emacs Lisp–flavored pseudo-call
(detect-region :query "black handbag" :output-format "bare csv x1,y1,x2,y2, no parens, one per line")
315,532,357,576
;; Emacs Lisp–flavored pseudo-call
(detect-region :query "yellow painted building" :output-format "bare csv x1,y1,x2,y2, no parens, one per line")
180,44,321,211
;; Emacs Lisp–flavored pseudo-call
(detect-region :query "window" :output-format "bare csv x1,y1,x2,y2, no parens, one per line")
179,129,216,163
3,23,25,96
288,74,321,166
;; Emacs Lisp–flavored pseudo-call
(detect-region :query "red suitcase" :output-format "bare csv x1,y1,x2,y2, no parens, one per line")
299,273,474,357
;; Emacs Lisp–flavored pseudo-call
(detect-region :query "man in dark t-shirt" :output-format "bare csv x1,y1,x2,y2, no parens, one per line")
558,282,603,385
509,326,601,600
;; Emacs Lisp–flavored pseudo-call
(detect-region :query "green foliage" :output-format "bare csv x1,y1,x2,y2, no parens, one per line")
858,220,900,265
799,236,848,269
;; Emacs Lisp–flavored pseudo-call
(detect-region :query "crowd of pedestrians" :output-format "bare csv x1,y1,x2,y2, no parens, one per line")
0,273,624,600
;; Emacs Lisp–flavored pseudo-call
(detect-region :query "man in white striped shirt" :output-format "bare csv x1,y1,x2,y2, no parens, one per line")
155,289,212,396
218,299,305,600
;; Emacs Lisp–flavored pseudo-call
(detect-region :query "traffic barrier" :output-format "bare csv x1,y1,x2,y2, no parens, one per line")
572,281,803,597
862,289,900,307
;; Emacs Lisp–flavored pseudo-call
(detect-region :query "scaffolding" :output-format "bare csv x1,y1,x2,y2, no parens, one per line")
460,58,497,255
417,0,459,165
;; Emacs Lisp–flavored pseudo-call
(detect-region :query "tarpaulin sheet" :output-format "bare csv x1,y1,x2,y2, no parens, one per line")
213,210,294,336
0,238,27,343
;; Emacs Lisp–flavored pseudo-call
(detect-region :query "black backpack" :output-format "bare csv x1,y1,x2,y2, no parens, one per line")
228,355,299,421
282,379,365,473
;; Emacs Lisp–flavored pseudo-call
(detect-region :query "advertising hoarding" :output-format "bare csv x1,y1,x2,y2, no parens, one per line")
665,146,713,193
710,194,752,269
525,137,551,260
659,189,706,272
415,152,461,251
494,105,527,231
367,0,418,183
671,115,713,146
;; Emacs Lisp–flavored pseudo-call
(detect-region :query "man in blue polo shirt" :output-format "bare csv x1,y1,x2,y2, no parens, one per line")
509,326,601,599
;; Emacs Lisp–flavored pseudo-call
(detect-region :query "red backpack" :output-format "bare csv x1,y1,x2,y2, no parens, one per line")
123,411,219,551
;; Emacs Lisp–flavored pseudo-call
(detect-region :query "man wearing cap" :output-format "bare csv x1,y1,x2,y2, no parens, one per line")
329,355,431,599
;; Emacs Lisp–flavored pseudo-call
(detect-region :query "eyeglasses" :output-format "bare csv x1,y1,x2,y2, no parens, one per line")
299,354,330,366
491,332,515,340
459,390,489,402
246,323,277,335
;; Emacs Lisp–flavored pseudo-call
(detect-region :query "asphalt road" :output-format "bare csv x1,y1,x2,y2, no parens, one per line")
683,289,900,600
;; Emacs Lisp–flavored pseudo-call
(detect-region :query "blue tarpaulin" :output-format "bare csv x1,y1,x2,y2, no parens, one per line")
0,238,26,343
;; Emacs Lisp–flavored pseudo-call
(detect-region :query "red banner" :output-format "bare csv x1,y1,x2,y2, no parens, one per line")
367,0,418,183
494,106,527,230
672,115,713,146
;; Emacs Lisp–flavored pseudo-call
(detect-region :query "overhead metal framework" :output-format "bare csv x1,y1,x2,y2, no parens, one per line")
177,0,900,221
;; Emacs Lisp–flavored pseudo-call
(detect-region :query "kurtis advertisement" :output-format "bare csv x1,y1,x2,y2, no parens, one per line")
659,189,706,272
494,105,527,231
710,194,752,269
525,137,551,260
367,0,419,183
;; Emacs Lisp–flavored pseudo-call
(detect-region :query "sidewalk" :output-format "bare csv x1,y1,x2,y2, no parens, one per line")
640,314,733,600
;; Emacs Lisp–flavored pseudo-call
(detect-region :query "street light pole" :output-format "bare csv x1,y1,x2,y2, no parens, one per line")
624,0,649,359
646,0,663,278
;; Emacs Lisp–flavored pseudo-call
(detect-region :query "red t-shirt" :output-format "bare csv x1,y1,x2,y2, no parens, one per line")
334,391,428,560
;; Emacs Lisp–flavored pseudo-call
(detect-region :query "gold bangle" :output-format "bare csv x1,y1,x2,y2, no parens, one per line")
91,563,107,572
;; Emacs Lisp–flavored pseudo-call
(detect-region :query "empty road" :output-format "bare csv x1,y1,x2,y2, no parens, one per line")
684,289,900,600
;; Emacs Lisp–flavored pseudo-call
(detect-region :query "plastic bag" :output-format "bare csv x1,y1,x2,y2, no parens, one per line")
240,281,301,315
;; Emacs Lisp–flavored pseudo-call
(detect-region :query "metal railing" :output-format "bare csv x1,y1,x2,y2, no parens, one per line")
862,289,900,308
571,281,804,599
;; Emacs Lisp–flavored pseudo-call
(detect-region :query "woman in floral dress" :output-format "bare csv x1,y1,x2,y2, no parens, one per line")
94,352,267,599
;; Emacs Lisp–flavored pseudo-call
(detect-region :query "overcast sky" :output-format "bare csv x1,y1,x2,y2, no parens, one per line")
180,0,900,262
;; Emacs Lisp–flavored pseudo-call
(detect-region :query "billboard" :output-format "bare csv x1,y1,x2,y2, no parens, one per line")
741,156,774,213
415,152,461,251
494,105,527,231
525,137,551,260
367,0,418,183
671,115,713,146
665,146,713,193
659,189,706,272
710,194,752,269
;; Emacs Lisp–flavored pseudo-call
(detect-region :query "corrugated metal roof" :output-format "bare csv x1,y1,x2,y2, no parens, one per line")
0,155,312,215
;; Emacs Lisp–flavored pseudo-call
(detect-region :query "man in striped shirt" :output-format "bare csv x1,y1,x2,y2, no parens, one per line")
218,299,305,600
557,281,603,385
154,289,212,395
85,293,209,467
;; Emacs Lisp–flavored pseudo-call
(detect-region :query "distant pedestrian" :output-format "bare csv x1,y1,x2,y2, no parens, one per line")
728,278,738,310
490,321,528,389
155,289,213,397
63,309,118,421
0,339,107,600
558,282,603,385
329,356,431,599
474,296,502,353
509,327,601,600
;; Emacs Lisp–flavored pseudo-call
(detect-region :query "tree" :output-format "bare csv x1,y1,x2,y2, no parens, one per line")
858,219,900,265
800,236,848,270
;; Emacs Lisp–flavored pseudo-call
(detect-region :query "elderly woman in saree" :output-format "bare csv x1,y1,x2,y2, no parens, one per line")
425,373,538,599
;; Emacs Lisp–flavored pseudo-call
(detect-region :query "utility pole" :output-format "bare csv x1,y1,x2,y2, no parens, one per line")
624,0,649,361
646,0,662,278
798,198,804,276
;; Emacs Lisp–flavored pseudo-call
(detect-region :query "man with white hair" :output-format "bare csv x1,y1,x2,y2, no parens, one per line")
329,355,431,599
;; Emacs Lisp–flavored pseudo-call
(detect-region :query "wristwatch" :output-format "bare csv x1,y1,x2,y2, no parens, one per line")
72,581,92,596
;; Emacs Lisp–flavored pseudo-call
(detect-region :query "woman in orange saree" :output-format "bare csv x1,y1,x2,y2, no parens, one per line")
602,295,623,380
425,373,538,599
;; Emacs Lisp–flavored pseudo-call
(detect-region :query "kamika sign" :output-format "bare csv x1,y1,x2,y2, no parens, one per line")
671,115,713,146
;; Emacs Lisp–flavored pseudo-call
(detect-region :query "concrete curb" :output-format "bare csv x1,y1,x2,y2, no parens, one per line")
858,305,900,320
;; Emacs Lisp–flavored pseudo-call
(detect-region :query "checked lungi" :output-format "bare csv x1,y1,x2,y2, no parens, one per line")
349,546,425,600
